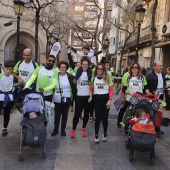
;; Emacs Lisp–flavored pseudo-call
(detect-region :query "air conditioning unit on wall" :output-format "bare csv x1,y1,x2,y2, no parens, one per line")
162,22,170,36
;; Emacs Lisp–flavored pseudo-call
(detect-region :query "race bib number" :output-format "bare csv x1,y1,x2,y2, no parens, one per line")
80,80,89,87
20,70,29,77
96,83,104,90
155,88,163,95
133,82,139,86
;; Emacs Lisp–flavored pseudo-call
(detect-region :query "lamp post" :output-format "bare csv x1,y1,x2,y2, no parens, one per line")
13,0,24,63
103,37,110,53
47,34,52,56
135,4,146,62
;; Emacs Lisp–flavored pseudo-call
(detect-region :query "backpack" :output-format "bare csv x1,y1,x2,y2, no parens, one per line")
18,60,37,70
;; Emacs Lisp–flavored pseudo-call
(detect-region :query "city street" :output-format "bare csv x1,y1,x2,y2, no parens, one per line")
0,95,170,170
1,1,170,170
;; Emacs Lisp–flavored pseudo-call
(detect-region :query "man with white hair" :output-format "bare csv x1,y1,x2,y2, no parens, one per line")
145,61,166,136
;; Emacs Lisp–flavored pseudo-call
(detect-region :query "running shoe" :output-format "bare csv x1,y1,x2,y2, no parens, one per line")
89,117,93,122
70,130,76,138
2,129,8,137
116,125,122,131
81,128,87,137
102,134,107,142
94,138,99,143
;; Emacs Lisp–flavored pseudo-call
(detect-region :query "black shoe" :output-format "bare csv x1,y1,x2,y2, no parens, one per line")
51,130,58,136
2,129,8,137
156,130,164,137
61,130,66,136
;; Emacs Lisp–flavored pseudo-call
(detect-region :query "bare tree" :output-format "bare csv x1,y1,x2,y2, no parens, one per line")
40,3,70,57
29,0,61,61
107,1,138,73
69,0,109,62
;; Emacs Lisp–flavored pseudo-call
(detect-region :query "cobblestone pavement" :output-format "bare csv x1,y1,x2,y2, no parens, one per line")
0,95,170,170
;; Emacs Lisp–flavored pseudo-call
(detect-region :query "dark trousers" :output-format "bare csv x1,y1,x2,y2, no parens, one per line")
117,100,130,125
54,102,70,131
44,95,53,127
71,96,75,107
89,97,95,118
94,94,109,136
0,101,13,128
73,96,90,130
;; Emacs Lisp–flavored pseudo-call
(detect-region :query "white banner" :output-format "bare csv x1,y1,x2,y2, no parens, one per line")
50,42,61,58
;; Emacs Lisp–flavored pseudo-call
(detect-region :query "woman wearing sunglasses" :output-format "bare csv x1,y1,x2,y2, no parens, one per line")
118,63,149,133
122,63,149,100
89,63,113,143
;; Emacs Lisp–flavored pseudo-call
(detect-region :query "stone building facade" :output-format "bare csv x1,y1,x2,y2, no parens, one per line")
109,0,170,73
0,0,69,65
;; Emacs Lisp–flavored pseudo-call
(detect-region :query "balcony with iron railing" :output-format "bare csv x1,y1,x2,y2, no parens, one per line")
126,25,154,48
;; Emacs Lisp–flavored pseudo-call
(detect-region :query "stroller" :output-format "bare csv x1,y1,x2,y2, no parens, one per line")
122,92,160,165
16,91,46,161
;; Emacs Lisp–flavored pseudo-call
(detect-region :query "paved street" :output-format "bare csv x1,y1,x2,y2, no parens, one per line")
0,96,170,170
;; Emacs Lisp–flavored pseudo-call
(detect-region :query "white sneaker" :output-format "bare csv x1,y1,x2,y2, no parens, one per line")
94,138,99,143
102,134,107,142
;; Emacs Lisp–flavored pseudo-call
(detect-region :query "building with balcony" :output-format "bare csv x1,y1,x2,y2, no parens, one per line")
0,0,69,65
109,0,169,73
68,0,112,63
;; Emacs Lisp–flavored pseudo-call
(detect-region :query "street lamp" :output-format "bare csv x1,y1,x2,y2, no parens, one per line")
13,0,25,63
46,34,53,57
103,37,110,51
135,4,146,62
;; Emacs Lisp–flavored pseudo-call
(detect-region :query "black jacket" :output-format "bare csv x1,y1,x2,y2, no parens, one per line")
141,68,146,75
145,69,166,93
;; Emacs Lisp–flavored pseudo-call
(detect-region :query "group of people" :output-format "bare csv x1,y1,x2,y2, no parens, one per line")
0,45,114,144
0,44,169,142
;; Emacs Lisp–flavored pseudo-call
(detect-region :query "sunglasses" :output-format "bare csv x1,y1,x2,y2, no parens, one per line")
131,66,139,69
48,59,55,63
97,68,104,70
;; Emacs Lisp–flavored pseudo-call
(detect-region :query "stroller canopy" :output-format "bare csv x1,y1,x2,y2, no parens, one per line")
21,92,45,115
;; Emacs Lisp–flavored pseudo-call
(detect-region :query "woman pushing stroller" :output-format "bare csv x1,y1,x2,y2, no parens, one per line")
116,62,150,132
